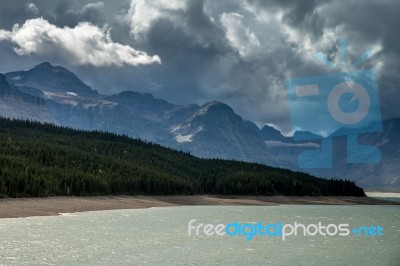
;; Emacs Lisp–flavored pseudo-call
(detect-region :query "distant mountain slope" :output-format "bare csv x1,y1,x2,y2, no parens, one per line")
0,62,398,190
105,91,175,122
170,101,281,165
262,119,400,190
0,74,56,123
0,117,365,197
260,125,290,142
2,62,287,168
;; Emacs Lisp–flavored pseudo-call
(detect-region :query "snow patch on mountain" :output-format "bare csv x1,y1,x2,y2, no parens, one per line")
171,124,203,143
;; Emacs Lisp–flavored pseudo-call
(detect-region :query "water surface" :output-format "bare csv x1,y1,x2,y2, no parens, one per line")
0,205,399,265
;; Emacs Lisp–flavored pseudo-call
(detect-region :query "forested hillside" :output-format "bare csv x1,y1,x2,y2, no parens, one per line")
0,117,365,197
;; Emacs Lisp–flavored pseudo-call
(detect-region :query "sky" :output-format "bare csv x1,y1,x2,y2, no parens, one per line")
0,0,399,133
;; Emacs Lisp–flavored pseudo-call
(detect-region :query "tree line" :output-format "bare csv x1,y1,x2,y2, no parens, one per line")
0,117,365,197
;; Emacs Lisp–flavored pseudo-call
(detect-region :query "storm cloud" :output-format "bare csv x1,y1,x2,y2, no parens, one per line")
0,0,399,133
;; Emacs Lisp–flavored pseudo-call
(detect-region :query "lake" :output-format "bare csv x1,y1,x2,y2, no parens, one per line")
0,205,399,265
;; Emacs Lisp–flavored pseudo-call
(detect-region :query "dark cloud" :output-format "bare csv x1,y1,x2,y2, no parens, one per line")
0,1,41,30
0,0,399,132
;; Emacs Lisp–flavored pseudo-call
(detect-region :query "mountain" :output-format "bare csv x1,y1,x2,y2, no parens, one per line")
0,73,55,123
0,62,398,190
169,101,281,165
2,62,288,168
6,62,98,97
105,91,175,122
261,119,400,191
0,74,9,91
260,125,320,144
324,118,400,190
260,125,290,142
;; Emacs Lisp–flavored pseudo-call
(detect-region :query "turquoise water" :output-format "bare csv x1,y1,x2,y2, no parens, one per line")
0,205,399,265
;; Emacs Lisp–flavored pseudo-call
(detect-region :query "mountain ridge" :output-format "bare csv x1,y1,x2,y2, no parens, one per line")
1,62,399,190
6,62,99,97
2,63,287,168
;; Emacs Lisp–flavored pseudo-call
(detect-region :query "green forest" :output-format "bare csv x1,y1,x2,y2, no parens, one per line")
0,117,365,197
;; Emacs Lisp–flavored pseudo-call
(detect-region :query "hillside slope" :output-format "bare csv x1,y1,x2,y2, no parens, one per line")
0,117,365,197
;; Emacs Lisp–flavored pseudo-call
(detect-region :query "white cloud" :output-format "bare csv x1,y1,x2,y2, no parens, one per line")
26,3,39,15
126,0,187,40
0,18,161,67
0,29,11,40
83,2,105,12
220,12,261,59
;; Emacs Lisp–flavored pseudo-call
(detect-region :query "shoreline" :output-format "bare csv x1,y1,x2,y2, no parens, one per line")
0,195,399,219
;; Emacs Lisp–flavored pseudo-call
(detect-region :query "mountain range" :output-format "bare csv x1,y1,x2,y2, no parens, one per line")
1,62,398,190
